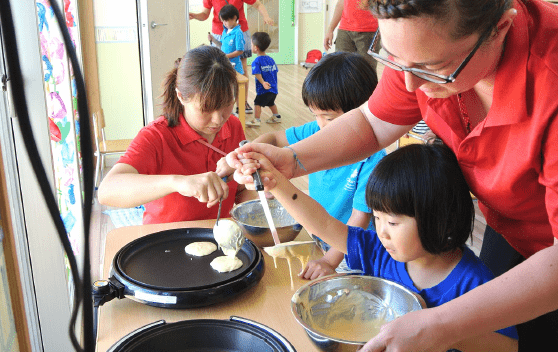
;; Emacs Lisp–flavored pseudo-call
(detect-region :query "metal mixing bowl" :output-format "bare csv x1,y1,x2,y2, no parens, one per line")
291,273,425,352
229,198,303,248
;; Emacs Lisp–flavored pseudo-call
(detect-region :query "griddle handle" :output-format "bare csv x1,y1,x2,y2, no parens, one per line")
239,140,264,191
230,316,297,352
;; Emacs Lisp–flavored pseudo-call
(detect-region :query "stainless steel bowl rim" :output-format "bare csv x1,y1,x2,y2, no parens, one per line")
290,273,423,345
230,198,300,228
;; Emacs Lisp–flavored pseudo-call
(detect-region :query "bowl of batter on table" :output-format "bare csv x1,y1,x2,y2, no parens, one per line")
230,198,303,248
291,273,425,352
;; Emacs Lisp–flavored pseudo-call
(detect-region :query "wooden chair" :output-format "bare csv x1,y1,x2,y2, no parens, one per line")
92,110,133,191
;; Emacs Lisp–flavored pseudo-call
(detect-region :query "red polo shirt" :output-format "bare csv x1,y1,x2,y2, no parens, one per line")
118,114,246,224
204,0,256,35
339,0,378,33
368,0,558,258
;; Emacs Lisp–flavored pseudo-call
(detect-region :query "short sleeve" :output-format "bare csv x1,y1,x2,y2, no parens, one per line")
235,31,245,51
251,57,261,75
285,121,320,145
368,69,422,126
202,0,213,10
352,150,386,213
118,126,163,175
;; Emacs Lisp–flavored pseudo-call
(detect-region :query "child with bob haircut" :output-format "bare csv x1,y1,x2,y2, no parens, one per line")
235,143,518,351
216,5,245,75
97,46,254,224
252,52,386,279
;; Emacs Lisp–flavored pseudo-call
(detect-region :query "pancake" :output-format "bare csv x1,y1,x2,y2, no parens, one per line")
185,241,217,256
210,255,243,273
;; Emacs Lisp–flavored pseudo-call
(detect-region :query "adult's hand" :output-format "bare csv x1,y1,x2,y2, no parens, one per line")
264,16,275,26
324,30,334,51
359,309,450,352
226,142,296,184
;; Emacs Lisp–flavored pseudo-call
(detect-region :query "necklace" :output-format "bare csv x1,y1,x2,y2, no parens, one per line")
457,93,471,134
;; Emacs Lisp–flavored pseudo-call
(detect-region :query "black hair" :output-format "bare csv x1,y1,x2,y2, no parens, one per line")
219,4,239,21
366,0,512,40
252,32,272,52
160,46,237,127
302,52,378,113
366,144,474,254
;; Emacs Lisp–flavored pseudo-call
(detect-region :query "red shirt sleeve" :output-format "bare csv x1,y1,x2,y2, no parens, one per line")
368,68,422,126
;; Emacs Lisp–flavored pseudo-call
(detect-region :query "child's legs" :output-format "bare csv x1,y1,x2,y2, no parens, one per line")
269,105,278,115
254,105,262,119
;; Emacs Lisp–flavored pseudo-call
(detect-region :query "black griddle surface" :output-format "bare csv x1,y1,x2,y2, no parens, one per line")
114,228,257,291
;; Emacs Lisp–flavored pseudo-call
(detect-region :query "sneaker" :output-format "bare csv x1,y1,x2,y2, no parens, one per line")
266,115,281,124
246,118,261,127
245,103,254,114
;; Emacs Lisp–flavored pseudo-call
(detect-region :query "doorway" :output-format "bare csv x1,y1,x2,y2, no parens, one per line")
138,0,298,122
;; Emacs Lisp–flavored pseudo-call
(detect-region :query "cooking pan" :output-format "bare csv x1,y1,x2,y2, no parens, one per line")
102,227,264,308
108,316,296,352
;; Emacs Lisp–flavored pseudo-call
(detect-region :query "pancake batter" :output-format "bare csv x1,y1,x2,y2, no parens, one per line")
213,219,245,256
264,241,315,289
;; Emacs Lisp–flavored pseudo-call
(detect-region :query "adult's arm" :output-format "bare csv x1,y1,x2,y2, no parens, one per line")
324,0,344,51
361,244,558,351
287,104,413,175
97,163,228,209
252,130,289,147
189,7,211,21
250,0,274,26
228,104,413,184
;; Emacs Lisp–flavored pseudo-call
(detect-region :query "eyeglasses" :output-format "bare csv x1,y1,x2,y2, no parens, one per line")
367,28,492,84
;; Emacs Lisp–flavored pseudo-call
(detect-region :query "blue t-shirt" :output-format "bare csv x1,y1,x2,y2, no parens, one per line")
286,120,385,231
345,225,518,340
251,55,279,95
220,24,244,74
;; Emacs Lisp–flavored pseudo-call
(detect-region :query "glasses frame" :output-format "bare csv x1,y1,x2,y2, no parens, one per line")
368,28,492,84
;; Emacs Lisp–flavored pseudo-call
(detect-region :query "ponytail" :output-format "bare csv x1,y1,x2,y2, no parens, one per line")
161,58,184,127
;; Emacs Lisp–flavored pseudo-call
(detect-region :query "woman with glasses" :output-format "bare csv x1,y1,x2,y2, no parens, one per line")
229,0,558,351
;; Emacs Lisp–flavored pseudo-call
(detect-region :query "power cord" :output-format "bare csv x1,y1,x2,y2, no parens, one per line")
0,0,95,351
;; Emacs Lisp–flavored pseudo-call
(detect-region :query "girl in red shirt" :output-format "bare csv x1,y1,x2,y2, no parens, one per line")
98,46,254,224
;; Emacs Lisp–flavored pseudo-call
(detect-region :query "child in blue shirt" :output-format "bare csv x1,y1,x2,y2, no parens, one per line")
239,143,518,351
214,5,244,75
246,32,280,126
252,52,386,279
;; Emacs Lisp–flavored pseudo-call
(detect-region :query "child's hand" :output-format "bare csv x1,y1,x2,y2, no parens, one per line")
174,172,228,208
263,81,271,90
215,157,235,180
299,257,337,280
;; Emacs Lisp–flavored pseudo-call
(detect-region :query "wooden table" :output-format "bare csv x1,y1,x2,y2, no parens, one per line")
236,73,248,129
96,219,322,351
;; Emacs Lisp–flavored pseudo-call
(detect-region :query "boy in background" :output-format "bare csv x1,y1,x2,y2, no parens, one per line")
210,5,249,115
246,32,280,126
252,52,386,278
